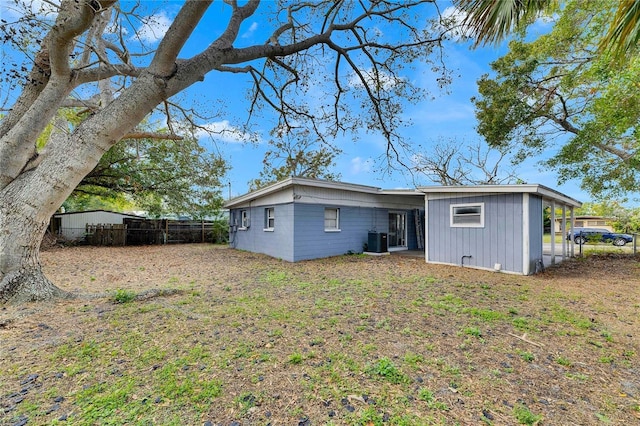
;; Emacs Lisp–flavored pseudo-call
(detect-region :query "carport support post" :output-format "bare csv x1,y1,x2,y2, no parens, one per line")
523,193,530,275
570,207,575,257
550,201,556,266
424,194,429,263
561,204,567,262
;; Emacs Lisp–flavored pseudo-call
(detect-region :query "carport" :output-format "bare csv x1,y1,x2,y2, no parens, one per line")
543,198,581,269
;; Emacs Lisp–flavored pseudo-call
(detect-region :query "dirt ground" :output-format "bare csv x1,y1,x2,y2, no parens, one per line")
1,244,639,425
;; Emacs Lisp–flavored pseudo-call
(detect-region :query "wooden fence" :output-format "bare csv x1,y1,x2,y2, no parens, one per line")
85,224,126,246
82,219,228,246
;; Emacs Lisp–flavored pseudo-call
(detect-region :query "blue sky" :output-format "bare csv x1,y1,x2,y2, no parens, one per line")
1,1,595,204
164,2,588,202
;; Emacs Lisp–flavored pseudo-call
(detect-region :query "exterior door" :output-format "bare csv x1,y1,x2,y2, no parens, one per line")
388,212,407,249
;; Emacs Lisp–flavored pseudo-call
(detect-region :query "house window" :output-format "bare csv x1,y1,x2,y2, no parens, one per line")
264,207,275,230
239,210,249,229
324,208,340,231
450,203,484,228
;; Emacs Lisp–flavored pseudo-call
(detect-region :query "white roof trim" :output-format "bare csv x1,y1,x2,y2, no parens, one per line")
224,177,421,208
225,178,581,209
378,189,424,196
417,184,581,208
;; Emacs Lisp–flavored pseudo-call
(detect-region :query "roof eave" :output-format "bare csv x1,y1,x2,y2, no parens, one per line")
224,177,388,208
418,184,581,208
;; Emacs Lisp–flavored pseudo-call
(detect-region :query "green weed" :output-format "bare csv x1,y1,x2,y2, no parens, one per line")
599,354,615,364
601,331,613,342
512,317,537,332
517,350,535,362
463,326,482,338
112,288,136,304
367,357,409,384
403,352,424,368
418,388,449,410
464,307,505,322
566,372,589,381
288,352,304,364
375,317,390,330
513,402,542,425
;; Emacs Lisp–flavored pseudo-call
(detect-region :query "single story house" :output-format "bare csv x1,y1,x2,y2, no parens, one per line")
224,177,581,275
50,209,145,241
554,215,614,233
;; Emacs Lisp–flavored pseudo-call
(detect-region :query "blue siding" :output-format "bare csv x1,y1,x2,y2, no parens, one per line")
231,203,425,262
229,204,295,261
292,204,388,261
528,195,544,272
427,194,524,273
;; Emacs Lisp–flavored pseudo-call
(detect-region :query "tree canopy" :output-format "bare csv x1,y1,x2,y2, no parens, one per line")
248,128,341,191
0,0,451,302
71,134,227,218
470,0,640,199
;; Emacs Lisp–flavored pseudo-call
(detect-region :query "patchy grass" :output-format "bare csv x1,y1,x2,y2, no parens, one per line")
1,245,639,425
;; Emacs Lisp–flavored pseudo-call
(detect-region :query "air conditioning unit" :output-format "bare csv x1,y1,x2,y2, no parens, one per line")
368,232,388,253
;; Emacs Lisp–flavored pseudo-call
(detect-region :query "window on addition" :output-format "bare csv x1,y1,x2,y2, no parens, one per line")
450,203,484,228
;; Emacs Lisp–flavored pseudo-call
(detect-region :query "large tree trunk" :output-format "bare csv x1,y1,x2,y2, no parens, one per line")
0,75,170,304
0,201,69,303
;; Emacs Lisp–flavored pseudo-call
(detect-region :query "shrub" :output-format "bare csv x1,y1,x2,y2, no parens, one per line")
112,288,136,304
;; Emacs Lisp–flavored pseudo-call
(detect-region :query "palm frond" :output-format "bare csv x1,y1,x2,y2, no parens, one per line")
455,0,553,46
601,0,640,56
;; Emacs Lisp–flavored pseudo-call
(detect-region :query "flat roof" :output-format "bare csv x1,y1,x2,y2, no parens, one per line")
418,184,581,207
225,177,422,208
224,178,581,209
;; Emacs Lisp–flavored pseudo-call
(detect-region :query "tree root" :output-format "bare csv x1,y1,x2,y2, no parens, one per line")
133,288,184,301
0,269,72,305
67,287,185,302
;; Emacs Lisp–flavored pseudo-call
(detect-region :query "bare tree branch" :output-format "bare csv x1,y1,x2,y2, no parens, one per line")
413,139,519,186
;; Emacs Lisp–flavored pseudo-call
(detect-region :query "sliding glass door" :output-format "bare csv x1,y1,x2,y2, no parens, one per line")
388,212,407,250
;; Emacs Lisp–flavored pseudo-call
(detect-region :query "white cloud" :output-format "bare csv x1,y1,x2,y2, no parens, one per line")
0,0,59,19
196,120,258,144
348,68,401,91
242,22,258,39
371,26,384,38
136,11,172,43
438,6,475,42
350,156,374,174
